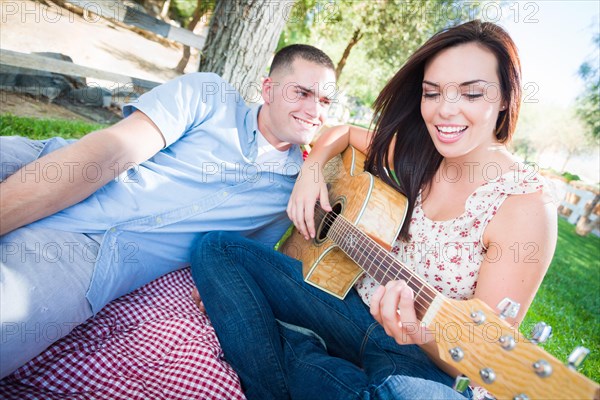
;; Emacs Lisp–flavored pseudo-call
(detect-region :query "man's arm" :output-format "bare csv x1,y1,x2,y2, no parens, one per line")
0,111,165,236
287,124,372,239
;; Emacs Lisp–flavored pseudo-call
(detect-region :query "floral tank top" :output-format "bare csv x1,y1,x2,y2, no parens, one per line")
354,164,548,305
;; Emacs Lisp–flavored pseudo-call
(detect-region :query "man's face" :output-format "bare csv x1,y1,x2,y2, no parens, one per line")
260,58,337,150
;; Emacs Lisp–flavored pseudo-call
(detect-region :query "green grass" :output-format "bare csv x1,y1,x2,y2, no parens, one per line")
0,114,105,139
2,114,599,383
522,217,600,382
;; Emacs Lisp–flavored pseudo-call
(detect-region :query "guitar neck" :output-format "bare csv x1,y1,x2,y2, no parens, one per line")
327,213,439,318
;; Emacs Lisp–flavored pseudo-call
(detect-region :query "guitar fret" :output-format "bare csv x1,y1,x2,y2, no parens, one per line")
381,248,395,286
374,253,388,285
364,238,376,278
334,220,368,273
361,231,381,281
415,287,426,315
329,215,437,312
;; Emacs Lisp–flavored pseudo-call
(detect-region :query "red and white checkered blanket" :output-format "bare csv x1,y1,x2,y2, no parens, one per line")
0,268,246,399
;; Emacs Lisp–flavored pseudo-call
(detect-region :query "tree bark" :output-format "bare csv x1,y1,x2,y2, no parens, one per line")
335,27,363,80
175,0,211,73
199,0,295,103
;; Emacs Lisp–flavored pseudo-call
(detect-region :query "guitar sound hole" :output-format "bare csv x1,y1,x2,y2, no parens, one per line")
315,201,343,244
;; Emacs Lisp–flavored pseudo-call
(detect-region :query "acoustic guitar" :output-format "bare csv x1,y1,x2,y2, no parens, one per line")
280,146,599,399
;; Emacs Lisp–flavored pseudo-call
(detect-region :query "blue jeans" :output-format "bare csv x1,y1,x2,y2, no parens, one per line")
191,231,471,400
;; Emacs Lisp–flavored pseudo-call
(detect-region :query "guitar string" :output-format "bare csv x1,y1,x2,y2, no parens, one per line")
311,205,504,323
312,205,510,329
306,206,531,396
309,205,439,311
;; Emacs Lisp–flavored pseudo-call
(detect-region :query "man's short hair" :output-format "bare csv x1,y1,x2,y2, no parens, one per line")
269,44,335,77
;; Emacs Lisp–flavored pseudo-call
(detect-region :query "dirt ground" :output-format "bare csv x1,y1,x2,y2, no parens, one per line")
0,0,206,123
1,90,96,121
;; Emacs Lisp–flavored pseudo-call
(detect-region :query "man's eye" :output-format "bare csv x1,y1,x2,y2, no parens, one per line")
423,93,439,98
297,90,308,97
464,94,483,100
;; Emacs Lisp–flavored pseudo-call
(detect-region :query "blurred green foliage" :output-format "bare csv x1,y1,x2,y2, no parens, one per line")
576,34,600,141
277,0,479,106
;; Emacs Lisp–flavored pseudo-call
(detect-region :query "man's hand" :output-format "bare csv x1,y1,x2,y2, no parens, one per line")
191,286,206,313
287,160,331,240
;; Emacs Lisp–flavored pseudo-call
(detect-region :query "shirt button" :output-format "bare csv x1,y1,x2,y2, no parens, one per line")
222,191,228,197
156,217,162,223
110,228,116,233
193,205,199,211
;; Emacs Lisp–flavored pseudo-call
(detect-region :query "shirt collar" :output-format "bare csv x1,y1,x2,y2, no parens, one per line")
246,105,261,144
247,104,304,173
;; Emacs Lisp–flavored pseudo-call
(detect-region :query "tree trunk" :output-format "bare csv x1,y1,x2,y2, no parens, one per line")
176,46,192,74
199,0,295,103
335,27,363,80
175,0,210,73
560,150,573,173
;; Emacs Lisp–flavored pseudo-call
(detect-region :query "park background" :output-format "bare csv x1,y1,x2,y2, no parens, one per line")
1,0,599,384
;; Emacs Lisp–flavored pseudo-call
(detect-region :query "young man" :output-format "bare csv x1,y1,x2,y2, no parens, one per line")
0,44,337,378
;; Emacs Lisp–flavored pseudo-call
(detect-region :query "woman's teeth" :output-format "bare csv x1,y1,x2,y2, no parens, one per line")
437,126,467,137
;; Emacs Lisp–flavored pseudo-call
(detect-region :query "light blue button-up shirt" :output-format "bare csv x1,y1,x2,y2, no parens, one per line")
33,73,304,313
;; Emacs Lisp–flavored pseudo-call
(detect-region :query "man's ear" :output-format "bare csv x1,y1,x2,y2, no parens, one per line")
262,77,274,105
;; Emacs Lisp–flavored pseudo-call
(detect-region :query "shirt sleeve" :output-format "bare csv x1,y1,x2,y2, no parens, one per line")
123,73,226,147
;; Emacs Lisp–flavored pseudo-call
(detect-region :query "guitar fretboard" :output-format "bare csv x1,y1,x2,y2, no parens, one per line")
326,213,438,318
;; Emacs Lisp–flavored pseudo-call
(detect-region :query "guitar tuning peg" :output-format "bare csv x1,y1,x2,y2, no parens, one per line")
530,322,552,344
452,375,470,393
532,359,553,377
567,346,590,370
470,310,486,325
499,334,516,350
497,297,520,319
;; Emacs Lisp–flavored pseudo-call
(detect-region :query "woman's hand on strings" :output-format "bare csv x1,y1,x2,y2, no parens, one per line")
287,161,331,240
370,280,434,345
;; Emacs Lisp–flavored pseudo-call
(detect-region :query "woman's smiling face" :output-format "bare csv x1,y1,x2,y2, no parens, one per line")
420,42,506,161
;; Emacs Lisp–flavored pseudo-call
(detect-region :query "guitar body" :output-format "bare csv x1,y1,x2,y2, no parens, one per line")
279,146,408,299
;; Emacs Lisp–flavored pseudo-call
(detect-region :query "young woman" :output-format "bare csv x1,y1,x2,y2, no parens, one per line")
191,20,557,400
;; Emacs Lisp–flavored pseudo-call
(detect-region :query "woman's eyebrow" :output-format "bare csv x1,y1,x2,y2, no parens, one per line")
422,79,489,87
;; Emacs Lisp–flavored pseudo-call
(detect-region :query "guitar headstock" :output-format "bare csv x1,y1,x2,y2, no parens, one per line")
430,297,599,399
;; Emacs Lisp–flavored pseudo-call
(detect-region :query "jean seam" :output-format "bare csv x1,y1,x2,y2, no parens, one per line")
359,323,379,361
25,139,46,153
359,322,402,383
371,375,394,399
281,334,362,399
